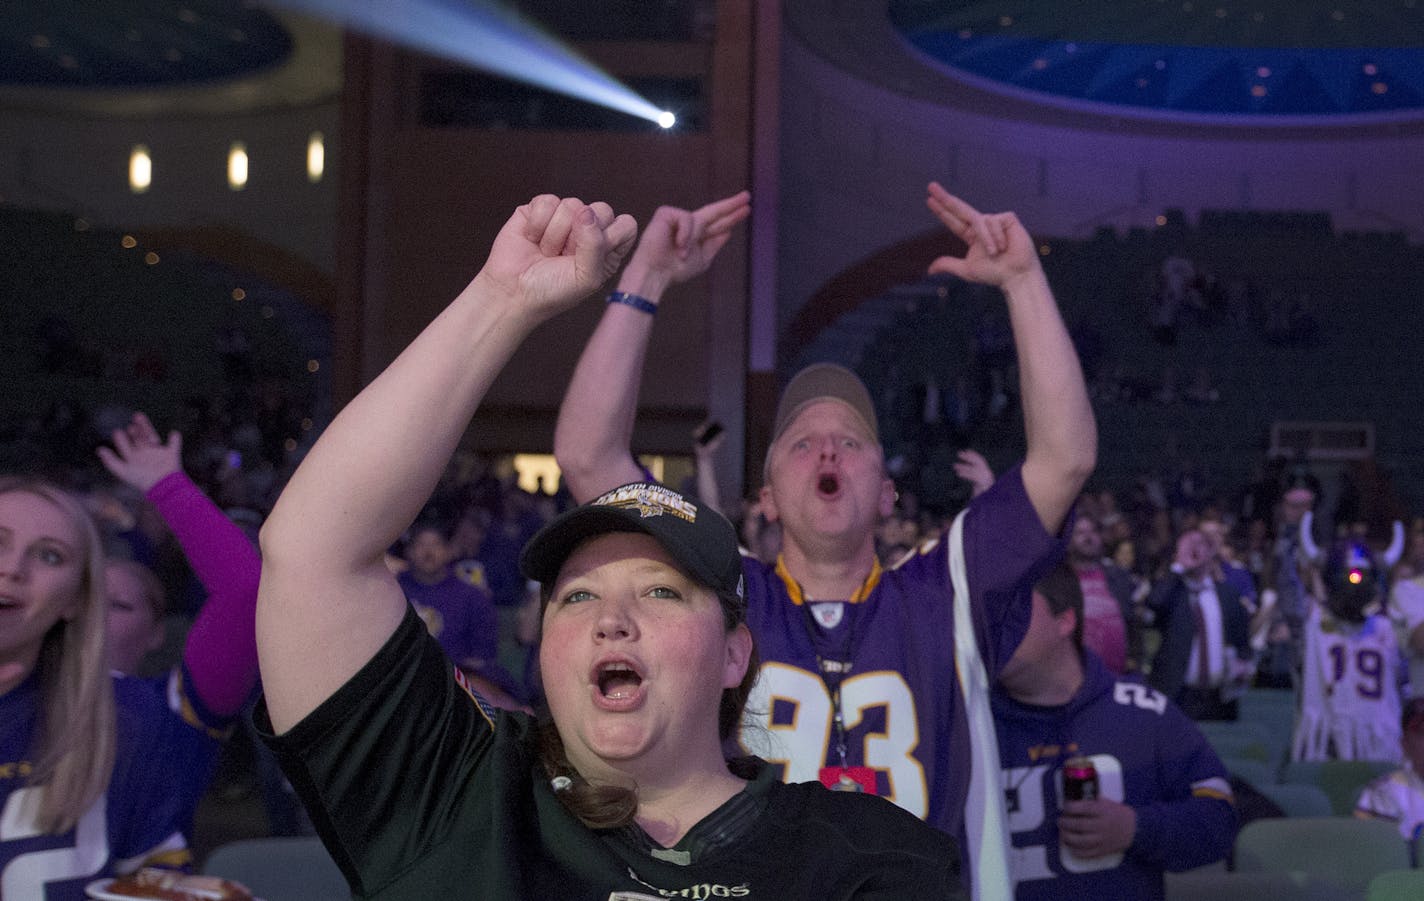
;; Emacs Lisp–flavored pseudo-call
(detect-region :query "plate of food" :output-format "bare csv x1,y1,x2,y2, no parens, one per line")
86,868,257,901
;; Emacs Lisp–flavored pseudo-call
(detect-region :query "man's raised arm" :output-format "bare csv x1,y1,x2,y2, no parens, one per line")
925,183,1096,533
257,197,636,733
555,191,750,503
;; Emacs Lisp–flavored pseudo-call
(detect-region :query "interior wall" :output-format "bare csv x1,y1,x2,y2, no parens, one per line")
338,7,756,483
776,28,1424,354
0,103,340,275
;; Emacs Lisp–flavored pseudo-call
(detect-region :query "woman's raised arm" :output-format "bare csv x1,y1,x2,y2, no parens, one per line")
257,197,636,732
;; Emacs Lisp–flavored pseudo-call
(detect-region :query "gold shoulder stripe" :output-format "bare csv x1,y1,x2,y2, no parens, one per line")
1191,787,1235,804
168,669,235,741
145,848,194,869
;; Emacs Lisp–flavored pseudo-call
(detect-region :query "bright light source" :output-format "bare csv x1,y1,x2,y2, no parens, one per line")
657,111,676,129
228,142,248,190
270,0,671,126
129,145,152,193
307,131,325,182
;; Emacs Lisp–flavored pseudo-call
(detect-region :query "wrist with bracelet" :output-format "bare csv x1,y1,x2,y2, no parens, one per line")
606,291,658,315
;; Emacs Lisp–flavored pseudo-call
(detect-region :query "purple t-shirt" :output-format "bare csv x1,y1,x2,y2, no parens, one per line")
736,465,1063,838
398,571,499,669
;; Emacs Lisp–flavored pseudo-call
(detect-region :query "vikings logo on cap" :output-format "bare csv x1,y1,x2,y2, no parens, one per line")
520,481,745,608
592,483,698,522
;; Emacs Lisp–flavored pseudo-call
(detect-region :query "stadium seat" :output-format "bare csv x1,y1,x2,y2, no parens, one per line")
1234,817,1410,897
1166,869,1335,901
1239,689,1296,734
1280,759,1399,816
202,836,348,901
1367,868,1424,900
1203,729,1276,764
1222,757,1277,789
1256,782,1333,818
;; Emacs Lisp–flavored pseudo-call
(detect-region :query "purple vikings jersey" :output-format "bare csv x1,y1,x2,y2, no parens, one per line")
737,465,1061,838
1,674,187,900
146,665,234,840
993,653,1235,900
398,571,500,669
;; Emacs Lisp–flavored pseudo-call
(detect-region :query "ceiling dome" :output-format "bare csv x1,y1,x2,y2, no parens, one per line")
889,1,1424,119
2,0,292,87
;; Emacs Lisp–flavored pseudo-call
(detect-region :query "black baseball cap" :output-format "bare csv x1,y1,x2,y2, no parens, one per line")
519,482,745,609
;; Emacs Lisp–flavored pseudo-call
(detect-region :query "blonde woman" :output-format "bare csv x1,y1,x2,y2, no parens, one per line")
0,477,186,899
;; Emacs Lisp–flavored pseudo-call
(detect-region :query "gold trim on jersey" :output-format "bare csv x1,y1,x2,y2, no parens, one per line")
146,847,194,869
774,555,882,605
168,668,234,741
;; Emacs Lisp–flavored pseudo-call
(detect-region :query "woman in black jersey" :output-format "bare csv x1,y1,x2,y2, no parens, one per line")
254,194,963,900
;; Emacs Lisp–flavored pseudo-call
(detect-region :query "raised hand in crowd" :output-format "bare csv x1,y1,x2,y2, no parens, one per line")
924,182,1096,536
556,191,751,500
952,448,995,498
97,412,181,493
473,195,639,322
926,182,1041,291
617,191,751,301
1172,529,1214,581
258,195,637,733
93,411,264,840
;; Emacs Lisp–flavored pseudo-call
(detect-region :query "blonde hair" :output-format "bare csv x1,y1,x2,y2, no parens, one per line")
0,478,116,834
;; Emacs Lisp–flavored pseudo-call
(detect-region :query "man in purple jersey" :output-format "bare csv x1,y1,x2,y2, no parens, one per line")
995,565,1235,900
399,521,525,709
555,186,1095,845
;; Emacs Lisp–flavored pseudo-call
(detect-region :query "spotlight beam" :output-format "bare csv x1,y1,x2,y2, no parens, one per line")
269,0,671,125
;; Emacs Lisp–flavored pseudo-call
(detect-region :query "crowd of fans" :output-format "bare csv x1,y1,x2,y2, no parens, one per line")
6,188,1424,900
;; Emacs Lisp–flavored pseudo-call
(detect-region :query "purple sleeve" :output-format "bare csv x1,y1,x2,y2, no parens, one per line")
962,463,1070,676
1128,707,1236,871
146,471,261,717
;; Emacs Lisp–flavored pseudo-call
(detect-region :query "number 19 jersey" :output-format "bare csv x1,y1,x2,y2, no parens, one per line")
1294,607,1402,761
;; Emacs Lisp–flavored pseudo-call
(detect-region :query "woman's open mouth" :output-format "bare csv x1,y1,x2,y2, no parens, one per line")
597,662,643,700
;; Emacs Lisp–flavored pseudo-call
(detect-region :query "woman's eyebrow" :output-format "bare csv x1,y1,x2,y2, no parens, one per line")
0,526,76,553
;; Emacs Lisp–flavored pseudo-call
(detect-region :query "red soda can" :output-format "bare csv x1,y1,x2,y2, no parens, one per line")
1062,756,1098,801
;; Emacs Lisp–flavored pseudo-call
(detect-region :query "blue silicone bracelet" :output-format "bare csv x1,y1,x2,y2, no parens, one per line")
606,292,658,315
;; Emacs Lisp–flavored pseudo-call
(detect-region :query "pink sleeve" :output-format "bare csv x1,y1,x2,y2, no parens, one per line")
146,471,261,717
